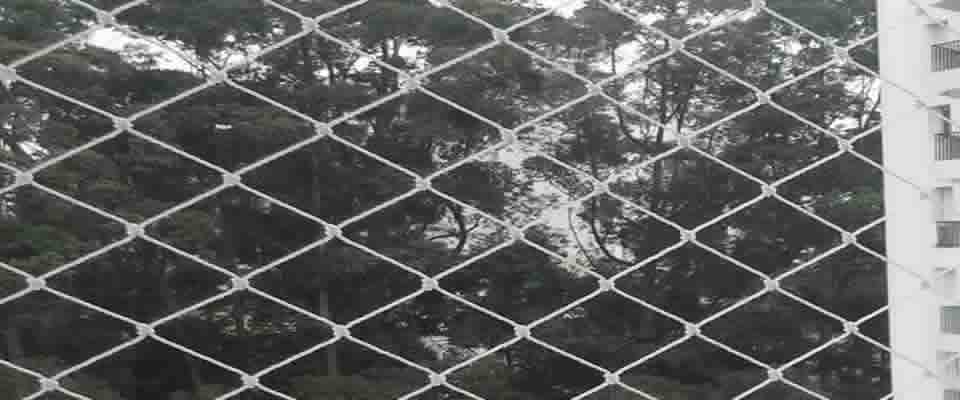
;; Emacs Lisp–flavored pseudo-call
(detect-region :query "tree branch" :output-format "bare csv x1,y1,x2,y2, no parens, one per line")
586,208,635,266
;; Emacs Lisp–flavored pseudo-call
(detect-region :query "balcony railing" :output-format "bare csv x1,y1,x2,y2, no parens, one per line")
943,306,960,334
936,133,960,161
934,40,960,72
942,352,960,381
949,359,960,380
939,222,960,248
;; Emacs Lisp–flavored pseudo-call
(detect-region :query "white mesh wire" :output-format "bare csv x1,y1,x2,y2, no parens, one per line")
0,0,953,399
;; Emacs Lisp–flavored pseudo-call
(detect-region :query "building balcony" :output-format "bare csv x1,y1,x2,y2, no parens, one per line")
936,133,960,160
940,308,960,353
935,226,960,278
941,307,960,357
944,306,960,334
933,134,960,180
935,222,960,271
934,41,960,72
933,0,960,13
938,221,960,247
931,41,960,103
938,267,959,301
941,352,960,390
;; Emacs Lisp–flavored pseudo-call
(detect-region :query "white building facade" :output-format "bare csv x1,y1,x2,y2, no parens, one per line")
880,1,960,398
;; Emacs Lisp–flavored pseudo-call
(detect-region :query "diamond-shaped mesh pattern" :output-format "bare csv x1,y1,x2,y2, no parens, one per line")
0,0,954,398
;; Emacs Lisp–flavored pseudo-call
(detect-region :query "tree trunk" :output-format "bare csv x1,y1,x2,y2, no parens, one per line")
307,146,341,378
5,326,26,398
154,246,204,393
581,118,632,266
608,42,637,146
299,36,316,86
315,287,340,377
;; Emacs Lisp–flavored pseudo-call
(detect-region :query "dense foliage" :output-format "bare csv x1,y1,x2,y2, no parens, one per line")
0,0,886,399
